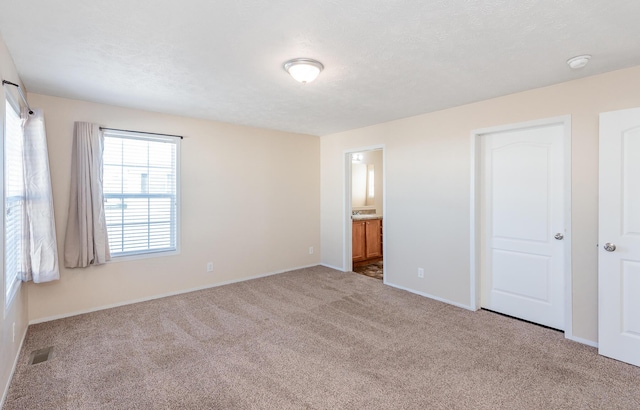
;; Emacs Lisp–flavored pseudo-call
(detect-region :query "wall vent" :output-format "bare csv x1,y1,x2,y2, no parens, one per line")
28,346,54,365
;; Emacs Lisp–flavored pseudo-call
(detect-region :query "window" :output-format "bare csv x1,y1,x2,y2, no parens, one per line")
103,130,179,258
4,97,24,307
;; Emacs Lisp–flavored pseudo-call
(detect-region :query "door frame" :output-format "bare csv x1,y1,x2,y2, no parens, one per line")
469,116,573,338
343,145,386,282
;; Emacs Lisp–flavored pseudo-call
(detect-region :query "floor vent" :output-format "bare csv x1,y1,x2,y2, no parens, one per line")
28,346,54,365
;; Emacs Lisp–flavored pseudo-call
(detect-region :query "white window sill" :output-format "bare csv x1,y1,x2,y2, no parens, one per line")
107,249,180,264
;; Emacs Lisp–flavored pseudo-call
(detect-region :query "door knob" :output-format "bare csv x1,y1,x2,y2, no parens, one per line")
604,243,616,252
554,233,564,240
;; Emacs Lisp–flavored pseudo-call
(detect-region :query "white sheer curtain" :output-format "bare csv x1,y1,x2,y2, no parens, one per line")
21,108,60,283
63,122,110,268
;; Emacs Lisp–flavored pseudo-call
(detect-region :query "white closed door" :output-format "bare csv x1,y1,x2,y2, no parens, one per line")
481,124,565,330
599,107,640,367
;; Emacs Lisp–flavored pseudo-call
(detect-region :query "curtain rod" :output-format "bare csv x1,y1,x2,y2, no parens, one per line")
2,80,34,115
99,127,184,139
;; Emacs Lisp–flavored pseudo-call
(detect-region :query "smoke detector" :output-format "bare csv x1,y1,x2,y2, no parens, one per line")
567,55,591,70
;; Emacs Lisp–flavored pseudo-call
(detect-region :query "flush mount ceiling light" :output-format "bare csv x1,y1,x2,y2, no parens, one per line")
567,54,591,69
283,58,324,84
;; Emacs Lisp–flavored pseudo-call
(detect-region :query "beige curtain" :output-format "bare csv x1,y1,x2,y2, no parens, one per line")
63,122,110,268
21,108,60,282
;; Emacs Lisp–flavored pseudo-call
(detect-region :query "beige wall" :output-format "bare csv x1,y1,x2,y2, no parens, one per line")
26,93,320,322
321,65,640,343
0,34,29,405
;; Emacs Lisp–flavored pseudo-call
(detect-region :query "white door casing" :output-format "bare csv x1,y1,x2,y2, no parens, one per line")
480,123,566,330
599,107,640,367
343,145,386,279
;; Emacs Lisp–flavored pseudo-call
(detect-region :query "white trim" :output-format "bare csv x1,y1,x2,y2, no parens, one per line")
0,98,4,315
107,249,180,264
386,281,474,311
5,89,20,114
566,335,598,348
1,324,27,409
390,279,596,347
469,127,480,311
29,264,318,325
343,151,351,272
469,115,573,337
175,136,182,257
319,263,347,272
343,145,386,276
562,116,573,340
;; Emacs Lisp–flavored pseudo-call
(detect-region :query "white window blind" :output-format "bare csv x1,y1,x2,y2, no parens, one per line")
103,131,179,258
5,97,24,306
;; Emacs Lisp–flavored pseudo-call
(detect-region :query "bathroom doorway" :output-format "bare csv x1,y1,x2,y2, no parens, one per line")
346,147,385,281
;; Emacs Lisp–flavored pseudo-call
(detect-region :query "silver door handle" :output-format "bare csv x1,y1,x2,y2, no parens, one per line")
554,233,564,240
604,243,616,252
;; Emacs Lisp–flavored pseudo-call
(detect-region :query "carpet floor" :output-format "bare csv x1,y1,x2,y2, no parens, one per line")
4,266,640,409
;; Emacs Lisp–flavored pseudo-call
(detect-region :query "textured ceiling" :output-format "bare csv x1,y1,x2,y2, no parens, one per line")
1,0,640,136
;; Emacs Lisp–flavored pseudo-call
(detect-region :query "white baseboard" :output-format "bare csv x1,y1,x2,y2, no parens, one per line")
566,334,598,348
29,264,318,325
383,282,603,349
384,282,474,311
1,326,28,409
319,263,346,272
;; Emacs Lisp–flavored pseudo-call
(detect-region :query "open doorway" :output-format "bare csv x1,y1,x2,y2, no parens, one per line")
347,148,384,281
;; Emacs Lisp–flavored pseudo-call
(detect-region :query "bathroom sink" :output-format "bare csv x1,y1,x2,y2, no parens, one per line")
352,214,382,220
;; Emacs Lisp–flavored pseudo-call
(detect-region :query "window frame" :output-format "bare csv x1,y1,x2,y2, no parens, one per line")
4,93,24,310
102,129,181,262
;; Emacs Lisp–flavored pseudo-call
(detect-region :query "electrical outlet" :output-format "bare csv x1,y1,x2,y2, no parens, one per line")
418,268,424,278
206,262,213,272
309,246,314,255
